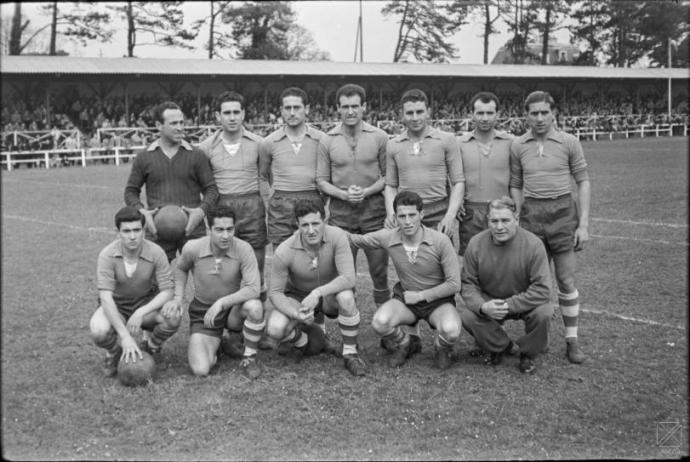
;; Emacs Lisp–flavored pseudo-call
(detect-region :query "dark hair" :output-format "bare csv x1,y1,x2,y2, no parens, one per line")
153,101,182,124
393,191,423,213
336,84,366,105
280,87,308,106
294,198,325,221
400,89,428,107
470,92,500,111
214,91,245,111
114,206,145,229
487,196,517,214
524,91,556,112
207,206,236,227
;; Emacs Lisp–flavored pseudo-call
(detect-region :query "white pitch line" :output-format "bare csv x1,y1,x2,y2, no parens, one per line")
590,233,687,246
581,308,684,330
591,217,687,228
2,178,119,191
3,214,111,234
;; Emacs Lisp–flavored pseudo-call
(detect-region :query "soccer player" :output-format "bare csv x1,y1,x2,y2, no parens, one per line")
460,197,553,374
457,92,514,256
163,206,264,379
383,88,465,354
509,91,590,364
198,91,268,299
259,87,326,248
349,191,462,370
90,206,181,377
316,83,390,308
124,101,219,262
265,199,367,377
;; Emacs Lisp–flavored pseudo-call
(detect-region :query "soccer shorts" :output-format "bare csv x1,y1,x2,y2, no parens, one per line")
267,190,323,247
327,193,386,233
392,282,456,322
188,298,234,338
217,192,268,249
520,194,578,254
147,221,206,262
421,197,449,229
457,201,490,256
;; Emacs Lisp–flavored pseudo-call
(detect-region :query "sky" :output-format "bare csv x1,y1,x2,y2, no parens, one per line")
0,1,571,63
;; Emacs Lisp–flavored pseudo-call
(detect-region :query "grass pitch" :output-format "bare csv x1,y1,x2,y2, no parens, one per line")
1,136,688,460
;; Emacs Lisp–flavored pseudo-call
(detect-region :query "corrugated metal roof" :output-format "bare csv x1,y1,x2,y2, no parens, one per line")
1,56,688,80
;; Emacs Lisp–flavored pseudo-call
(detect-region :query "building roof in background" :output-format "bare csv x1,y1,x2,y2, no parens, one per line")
1,56,688,80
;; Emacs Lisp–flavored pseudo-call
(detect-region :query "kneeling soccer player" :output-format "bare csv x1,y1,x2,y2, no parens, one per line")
460,197,553,374
266,198,367,376
163,206,264,379
90,206,181,377
349,191,462,370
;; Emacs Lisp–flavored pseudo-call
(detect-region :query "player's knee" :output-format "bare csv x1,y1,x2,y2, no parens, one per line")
532,304,554,323
371,309,393,334
161,311,181,330
242,299,264,322
335,290,356,314
438,318,461,341
265,315,287,340
556,276,576,294
89,312,111,341
189,361,211,377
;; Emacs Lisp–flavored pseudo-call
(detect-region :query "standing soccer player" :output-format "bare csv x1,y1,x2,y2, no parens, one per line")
265,199,367,377
198,91,268,300
90,206,181,377
163,206,264,378
383,89,465,353
509,91,590,364
124,101,219,262
349,191,462,370
457,92,514,256
259,87,326,248
316,83,390,308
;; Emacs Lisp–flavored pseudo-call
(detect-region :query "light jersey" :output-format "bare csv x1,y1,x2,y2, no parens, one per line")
458,130,514,203
316,122,388,190
197,129,263,195
259,125,326,192
386,126,464,204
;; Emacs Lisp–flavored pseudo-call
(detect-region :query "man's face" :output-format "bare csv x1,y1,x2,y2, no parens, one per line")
297,212,325,247
487,207,519,244
209,217,235,251
217,101,244,134
472,99,498,133
281,95,308,128
338,94,365,128
401,100,429,134
118,220,144,252
157,108,185,144
526,101,554,136
395,204,423,237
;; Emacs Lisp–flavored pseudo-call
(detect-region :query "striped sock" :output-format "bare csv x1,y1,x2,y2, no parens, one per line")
284,328,308,348
435,332,454,351
95,329,119,354
380,326,409,348
242,318,266,357
150,322,178,350
558,289,580,339
338,311,360,356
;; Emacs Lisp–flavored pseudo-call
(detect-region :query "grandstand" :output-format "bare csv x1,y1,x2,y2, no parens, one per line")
1,56,688,169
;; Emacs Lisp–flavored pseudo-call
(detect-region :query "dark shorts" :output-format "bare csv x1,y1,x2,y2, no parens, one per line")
284,287,338,319
520,194,579,254
328,194,386,233
147,221,206,262
267,190,323,246
421,198,449,229
101,291,156,320
457,202,490,256
217,192,268,249
188,298,230,338
392,282,456,322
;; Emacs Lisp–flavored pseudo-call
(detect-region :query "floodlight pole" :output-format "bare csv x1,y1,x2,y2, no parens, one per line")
667,37,672,120
353,0,363,62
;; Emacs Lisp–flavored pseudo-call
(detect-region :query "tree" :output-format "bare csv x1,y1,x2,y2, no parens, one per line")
635,1,690,67
108,1,197,57
191,0,234,59
568,0,610,66
220,1,294,59
601,1,647,67
42,2,113,56
285,24,331,61
382,0,470,63
471,0,502,64
532,0,570,64
500,0,539,64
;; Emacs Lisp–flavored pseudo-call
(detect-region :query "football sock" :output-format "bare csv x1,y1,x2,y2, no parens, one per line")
381,326,409,348
373,287,390,306
435,332,454,351
338,311,360,356
242,318,266,357
150,322,178,350
284,328,308,349
96,329,118,354
558,289,580,339
404,322,421,338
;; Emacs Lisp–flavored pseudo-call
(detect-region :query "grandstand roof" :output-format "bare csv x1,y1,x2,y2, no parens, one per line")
1,56,688,80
